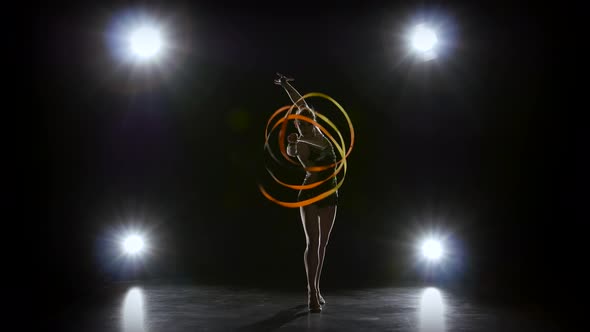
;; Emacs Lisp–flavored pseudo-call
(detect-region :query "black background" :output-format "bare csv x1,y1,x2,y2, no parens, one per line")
29,0,578,320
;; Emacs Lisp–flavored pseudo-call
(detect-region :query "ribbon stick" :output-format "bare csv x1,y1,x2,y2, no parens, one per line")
259,92,355,208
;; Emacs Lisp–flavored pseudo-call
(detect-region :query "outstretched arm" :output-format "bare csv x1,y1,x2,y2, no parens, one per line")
275,73,311,111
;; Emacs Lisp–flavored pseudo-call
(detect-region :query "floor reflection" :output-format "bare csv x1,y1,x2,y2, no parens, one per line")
418,287,446,332
121,287,147,332
59,285,554,331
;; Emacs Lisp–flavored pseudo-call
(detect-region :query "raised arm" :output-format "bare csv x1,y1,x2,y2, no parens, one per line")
275,73,311,111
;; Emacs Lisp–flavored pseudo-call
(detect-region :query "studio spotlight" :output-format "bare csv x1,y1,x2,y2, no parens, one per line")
408,23,439,61
128,24,164,61
122,234,146,256
421,238,444,261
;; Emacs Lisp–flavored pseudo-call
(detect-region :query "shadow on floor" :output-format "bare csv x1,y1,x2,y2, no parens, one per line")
237,304,310,331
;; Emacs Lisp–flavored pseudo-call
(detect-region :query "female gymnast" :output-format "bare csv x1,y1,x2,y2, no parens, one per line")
275,73,339,313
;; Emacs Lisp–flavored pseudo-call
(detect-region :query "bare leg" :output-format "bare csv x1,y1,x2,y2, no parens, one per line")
316,205,337,304
300,205,321,311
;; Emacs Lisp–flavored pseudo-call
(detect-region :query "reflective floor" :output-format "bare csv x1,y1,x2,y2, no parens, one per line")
56,285,560,331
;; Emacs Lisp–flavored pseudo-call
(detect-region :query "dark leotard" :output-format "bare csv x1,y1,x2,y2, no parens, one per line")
297,136,338,208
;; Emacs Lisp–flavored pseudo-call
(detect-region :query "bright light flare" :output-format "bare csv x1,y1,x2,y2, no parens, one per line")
411,24,438,52
122,234,145,256
421,238,443,261
128,25,163,60
404,23,441,61
106,11,172,66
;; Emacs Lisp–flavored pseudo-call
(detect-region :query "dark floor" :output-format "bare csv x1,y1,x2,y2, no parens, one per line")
55,284,561,331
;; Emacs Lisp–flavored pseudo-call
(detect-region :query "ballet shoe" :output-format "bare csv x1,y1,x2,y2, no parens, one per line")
318,294,325,305
308,292,322,313
309,303,322,313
